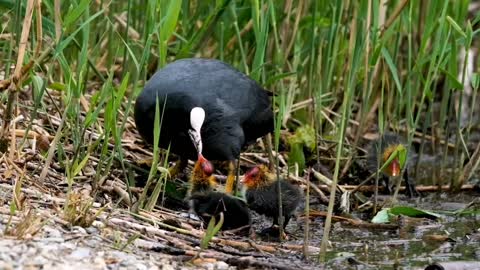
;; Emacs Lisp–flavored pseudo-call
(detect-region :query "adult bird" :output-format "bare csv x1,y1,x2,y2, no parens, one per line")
134,58,273,194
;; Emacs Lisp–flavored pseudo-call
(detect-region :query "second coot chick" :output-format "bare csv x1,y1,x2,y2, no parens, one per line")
188,156,251,231
366,132,417,197
242,165,301,235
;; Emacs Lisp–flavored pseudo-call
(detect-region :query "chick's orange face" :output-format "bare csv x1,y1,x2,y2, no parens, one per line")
241,166,265,189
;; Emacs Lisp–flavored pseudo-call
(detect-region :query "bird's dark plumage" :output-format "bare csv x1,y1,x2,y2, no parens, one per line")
134,58,273,161
189,191,251,231
242,165,301,230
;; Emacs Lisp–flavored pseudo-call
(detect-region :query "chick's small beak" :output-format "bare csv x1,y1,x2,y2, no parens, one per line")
389,158,401,177
239,176,246,183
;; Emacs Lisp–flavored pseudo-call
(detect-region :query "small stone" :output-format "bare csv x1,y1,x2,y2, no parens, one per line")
86,226,98,234
93,256,107,269
72,226,87,234
92,220,105,229
32,255,49,265
133,263,147,270
147,265,159,270
68,247,91,260
44,226,62,238
160,264,175,270
0,262,13,270
215,261,229,270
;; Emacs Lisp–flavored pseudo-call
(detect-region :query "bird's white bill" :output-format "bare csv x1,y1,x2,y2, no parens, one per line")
188,129,203,155
190,107,205,132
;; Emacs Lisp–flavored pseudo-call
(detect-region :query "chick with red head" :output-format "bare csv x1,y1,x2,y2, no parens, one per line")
241,165,301,236
366,132,417,197
188,154,216,196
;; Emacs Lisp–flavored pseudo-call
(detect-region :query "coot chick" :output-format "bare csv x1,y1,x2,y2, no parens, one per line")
134,58,274,193
187,154,216,196
366,132,417,197
188,156,251,231
241,165,301,236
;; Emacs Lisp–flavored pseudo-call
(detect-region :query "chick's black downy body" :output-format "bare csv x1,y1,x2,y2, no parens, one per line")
246,180,301,229
134,58,273,162
189,192,251,231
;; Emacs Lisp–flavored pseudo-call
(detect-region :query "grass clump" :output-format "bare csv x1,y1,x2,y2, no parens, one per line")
63,192,103,228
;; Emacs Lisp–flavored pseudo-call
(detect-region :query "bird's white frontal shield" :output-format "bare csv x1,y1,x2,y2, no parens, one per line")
189,107,205,155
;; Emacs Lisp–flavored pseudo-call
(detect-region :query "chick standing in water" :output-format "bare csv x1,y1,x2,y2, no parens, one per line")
241,165,301,237
188,155,251,231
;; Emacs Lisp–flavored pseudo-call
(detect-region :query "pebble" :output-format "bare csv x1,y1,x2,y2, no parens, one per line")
71,226,87,234
215,261,230,270
44,226,63,238
69,247,91,260
86,226,99,234
0,234,185,270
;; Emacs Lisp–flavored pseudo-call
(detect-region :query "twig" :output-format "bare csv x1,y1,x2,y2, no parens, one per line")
288,175,329,204
460,142,480,185
380,0,410,36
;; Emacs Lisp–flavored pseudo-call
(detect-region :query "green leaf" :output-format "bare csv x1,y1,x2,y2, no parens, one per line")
299,15,331,29
381,47,403,95
389,206,442,219
472,73,480,89
72,153,90,178
55,10,104,56
63,0,92,29
158,0,182,67
264,71,297,87
441,68,464,90
48,82,66,92
372,206,442,223
394,144,407,170
31,75,45,101
200,213,224,249
378,144,407,172
297,125,316,150
160,0,182,42
371,208,390,224
288,142,305,173
446,16,466,38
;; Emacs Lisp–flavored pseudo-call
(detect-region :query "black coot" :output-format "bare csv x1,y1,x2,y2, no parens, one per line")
134,58,273,193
